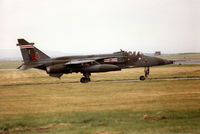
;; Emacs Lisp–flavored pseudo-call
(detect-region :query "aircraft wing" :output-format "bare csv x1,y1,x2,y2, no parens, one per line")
65,59,97,65
65,57,111,66
65,56,124,66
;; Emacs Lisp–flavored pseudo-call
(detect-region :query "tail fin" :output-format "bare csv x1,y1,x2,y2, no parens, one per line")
17,39,50,64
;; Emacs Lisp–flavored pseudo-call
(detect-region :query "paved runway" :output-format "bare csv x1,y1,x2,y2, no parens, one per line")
91,77,200,83
174,60,200,64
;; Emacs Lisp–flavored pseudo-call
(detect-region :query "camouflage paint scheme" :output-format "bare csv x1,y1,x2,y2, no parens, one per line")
17,39,173,83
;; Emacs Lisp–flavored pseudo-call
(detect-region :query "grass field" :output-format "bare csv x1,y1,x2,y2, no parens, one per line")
0,62,200,134
0,61,22,69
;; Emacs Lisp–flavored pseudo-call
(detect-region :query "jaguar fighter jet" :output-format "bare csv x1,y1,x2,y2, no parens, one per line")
17,39,173,83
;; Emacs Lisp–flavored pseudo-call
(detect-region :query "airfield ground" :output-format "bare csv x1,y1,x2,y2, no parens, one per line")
0,59,200,134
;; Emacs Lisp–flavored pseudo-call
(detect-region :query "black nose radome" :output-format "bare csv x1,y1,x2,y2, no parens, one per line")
152,57,174,66
164,59,174,64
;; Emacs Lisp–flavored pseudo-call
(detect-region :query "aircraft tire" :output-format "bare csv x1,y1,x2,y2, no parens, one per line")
80,77,89,83
139,76,145,81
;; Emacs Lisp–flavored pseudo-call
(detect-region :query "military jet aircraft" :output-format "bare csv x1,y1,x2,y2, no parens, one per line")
17,39,173,83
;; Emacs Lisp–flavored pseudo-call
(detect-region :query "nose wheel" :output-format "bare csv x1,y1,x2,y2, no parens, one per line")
80,72,91,83
140,75,145,80
139,66,150,81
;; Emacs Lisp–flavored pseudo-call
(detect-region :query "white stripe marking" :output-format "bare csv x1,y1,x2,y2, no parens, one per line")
20,45,34,49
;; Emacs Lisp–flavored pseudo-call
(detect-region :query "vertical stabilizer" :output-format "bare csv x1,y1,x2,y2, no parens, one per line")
17,39,50,64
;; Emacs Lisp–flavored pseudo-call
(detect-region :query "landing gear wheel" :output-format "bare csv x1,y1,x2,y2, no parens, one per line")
80,77,87,83
140,75,145,81
80,77,90,83
80,77,84,83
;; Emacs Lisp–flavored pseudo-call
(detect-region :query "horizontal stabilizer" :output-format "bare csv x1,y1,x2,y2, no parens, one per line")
17,39,34,46
17,63,42,70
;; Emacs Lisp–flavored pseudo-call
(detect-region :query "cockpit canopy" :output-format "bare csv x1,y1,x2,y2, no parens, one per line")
113,50,143,57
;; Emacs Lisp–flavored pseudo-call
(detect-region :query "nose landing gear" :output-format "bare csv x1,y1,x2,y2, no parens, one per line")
139,66,150,81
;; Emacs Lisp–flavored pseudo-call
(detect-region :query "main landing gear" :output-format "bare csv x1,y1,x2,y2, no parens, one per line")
139,66,150,81
80,72,91,83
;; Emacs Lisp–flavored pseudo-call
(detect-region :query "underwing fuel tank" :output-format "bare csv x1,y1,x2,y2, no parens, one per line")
84,64,121,72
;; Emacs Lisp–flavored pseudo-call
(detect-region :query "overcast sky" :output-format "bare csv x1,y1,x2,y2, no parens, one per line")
1,0,200,54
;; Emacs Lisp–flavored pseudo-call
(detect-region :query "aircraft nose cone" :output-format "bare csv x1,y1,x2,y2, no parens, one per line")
152,57,174,66
164,59,174,64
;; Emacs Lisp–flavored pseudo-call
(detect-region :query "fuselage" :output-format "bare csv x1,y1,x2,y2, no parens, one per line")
50,51,172,68
36,51,173,74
